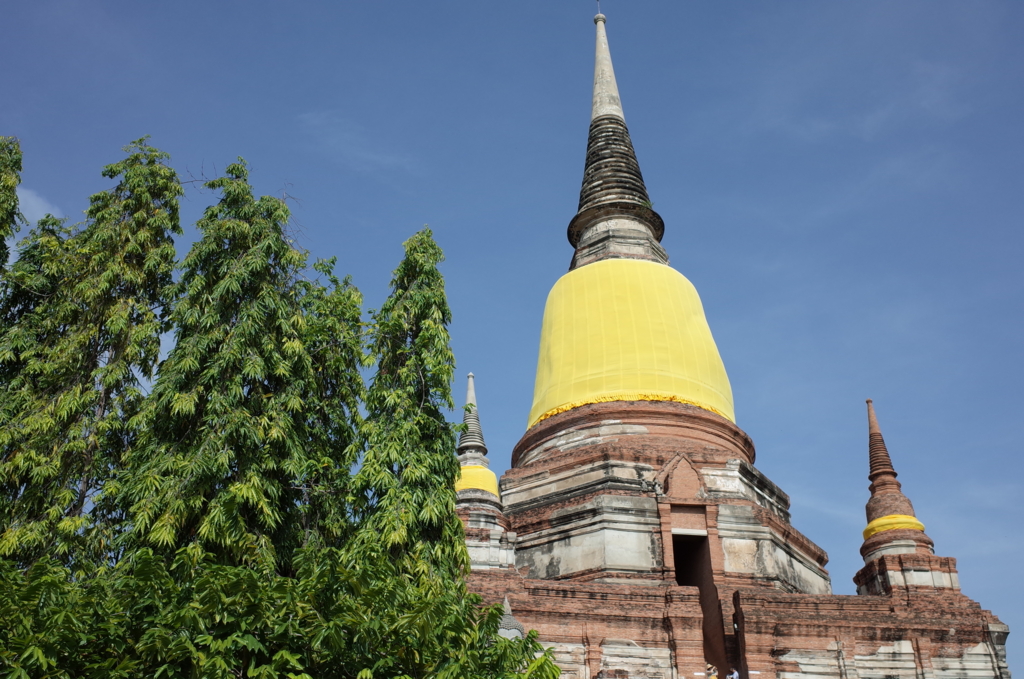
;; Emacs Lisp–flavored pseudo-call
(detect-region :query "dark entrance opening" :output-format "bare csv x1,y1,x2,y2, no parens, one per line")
673,534,710,587
673,534,728,675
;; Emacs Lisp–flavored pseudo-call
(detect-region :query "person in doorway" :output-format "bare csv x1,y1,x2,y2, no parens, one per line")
707,664,719,679
727,667,739,679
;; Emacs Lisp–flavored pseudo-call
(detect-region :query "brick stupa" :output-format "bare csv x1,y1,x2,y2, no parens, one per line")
455,13,1010,679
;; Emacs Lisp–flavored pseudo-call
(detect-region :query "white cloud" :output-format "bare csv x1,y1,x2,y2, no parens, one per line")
746,58,970,143
298,111,416,175
16,187,64,225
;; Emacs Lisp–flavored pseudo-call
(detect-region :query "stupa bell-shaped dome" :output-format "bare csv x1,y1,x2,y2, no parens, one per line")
527,259,734,427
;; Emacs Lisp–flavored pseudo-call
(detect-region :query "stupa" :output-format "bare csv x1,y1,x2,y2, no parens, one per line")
455,14,1010,679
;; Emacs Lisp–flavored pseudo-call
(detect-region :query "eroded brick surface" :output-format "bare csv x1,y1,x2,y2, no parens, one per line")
458,401,1011,679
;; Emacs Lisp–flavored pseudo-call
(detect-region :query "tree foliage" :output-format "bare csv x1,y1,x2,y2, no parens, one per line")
355,229,465,576
0,142,560,678
0,138,182,566
0,137,26,270
123,159,338,572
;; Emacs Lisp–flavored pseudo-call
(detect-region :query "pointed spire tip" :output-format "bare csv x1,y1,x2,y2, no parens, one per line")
465,372,478,408
866,398,881,435
591,11,624,121
865,398,895,480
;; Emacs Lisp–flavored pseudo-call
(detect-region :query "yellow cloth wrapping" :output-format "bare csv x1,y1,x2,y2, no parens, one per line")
455,465,499,497
527,259,735,428
862,514,926,540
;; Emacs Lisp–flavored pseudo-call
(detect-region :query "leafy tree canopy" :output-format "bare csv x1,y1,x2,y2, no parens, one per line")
0,142,560,679
0,136,27,270
0,138,182,568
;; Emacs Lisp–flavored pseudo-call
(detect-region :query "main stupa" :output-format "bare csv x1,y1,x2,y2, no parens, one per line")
454,14,1010,679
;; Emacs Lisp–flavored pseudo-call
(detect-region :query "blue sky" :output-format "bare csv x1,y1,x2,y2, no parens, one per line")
4,0,1022,665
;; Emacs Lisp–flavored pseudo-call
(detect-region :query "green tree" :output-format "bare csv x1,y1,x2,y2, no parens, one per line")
123,158,363,572
287,542,560,678
0,151,558,679
0,139,182,566
353,228,465,575
112,226,557,678
295,258,366,545
336,228,558,678
0,217,70,386
0,136,27,270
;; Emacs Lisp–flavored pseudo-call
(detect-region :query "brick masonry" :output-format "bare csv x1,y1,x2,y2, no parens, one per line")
458,400,1011,679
